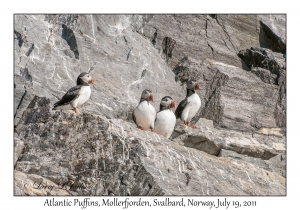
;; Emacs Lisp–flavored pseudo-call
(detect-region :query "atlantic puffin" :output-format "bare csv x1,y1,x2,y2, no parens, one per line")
53,72,95,114
132,89,156,131
154,96,176,138
175,80,201,128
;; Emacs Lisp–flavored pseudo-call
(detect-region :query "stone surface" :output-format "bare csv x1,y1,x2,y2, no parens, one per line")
14,15,286,130
15,97,285,196
267,153,286,177
198,59,280,131
259,15,286,54
14,14,286,196
14,170,70,196
173,123,285,160
258,127,284,137
251,67,277,84
138,15,260,70
219,149,286,178
14,75,35,126
14,14,185,122
238,47,285,75
238,47,286,128
14,138,25,166
195,118,214,129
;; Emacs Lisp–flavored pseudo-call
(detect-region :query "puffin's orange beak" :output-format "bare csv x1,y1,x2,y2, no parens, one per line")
149,94,154,102
195,83,200,90
89,78,95,84
171,101,176,109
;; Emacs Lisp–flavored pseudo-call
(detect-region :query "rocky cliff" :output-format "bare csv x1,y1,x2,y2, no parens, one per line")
14,14,286,196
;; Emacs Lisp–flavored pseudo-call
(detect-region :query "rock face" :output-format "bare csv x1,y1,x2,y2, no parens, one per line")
15,97,285,195
14,14,286,196
15,170,69,196
14,138,25,166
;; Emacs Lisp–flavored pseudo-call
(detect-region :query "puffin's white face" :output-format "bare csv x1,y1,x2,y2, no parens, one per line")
141,89,154,102
187,80,200,90
80,73,95,84
160,96,176,109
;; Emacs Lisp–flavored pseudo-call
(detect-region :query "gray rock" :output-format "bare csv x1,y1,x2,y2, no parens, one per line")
15,96,285,195
266,153,286,177
198,59,279,131
173,123,285,160
195,118,214,129
139,15,261,70
259,15,286,54
275,69,286,127
14,14,286,131
238,47,286,128
238,47,285,75
219,149,286,177
251,67,277,84
14,14,186,122
14,170,70,196
14,138,25,166
14,75,35,126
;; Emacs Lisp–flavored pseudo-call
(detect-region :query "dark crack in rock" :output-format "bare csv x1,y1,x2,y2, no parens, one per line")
251,67,277,84
259,15,286,54
62,24,79,59
20,67,32,82
14,30,24,47
161,37,176,62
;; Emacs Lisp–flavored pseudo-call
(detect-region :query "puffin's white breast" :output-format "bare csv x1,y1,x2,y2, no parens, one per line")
181,93,201,122
154,109,176,138
134,101,156,130
72,86,91,108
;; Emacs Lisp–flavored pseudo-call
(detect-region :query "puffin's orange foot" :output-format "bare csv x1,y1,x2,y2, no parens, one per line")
184,121,189,126
191,125,197,129
73,108,79,114
150,128,154,132
137,126,143,130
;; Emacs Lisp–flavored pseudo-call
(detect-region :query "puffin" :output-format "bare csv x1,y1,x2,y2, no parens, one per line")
175,80,201,128
154,96,176,138
52,72,95,114
132,89,156,131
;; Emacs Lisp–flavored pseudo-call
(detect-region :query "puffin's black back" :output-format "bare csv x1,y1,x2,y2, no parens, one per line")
175,98,188,119
53,86,81,108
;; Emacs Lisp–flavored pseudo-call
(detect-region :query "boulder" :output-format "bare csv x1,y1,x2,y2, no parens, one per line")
14,96,285,195
173,122,285,160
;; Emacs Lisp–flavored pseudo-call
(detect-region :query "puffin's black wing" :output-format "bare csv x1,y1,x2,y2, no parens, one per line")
53,85,82,108
132,110,137,126
175,98,188,119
